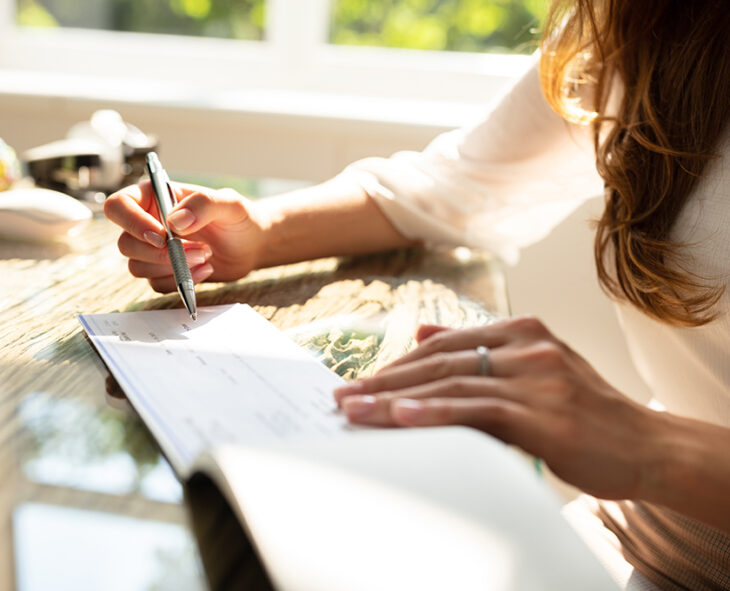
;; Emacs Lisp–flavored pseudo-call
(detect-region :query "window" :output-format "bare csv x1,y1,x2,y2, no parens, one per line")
1,0,539,102
330,0,545,54
13,0,544,55
0,0,538,182
16,0,265,40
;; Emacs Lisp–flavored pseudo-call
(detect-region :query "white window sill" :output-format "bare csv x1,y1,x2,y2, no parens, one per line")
0,67,493,126
0,67,514,181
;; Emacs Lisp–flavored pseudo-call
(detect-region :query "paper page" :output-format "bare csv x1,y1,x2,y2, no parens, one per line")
79,304,350,477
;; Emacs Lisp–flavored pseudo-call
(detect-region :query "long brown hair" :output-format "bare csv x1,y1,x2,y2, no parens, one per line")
540,0,730,326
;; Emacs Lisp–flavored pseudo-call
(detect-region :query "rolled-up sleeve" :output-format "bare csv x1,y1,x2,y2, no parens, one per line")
342,58,604,264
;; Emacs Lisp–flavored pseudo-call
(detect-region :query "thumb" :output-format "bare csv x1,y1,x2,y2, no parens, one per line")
167,187,249,235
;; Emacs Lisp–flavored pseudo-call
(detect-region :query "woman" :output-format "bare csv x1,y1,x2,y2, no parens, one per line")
105,0,730,588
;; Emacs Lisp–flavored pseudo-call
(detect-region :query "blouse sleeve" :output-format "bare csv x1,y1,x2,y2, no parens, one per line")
341,57,604,265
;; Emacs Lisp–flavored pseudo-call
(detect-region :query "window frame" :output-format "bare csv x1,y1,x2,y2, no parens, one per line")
0,0,532,103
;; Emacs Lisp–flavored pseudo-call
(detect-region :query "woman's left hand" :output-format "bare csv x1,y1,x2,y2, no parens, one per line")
333,316,669,501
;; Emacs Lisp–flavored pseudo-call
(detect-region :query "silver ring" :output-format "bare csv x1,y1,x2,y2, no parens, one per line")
476,345,491,377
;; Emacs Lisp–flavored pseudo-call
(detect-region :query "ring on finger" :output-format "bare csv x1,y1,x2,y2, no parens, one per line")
475,345,491,377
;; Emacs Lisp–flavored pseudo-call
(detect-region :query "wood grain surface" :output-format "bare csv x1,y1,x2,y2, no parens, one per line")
0,214,507,590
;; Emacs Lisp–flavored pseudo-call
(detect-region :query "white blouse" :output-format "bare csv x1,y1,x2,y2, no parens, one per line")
344,59,730,590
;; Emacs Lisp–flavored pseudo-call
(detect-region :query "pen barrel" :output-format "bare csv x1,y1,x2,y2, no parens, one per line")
146,154,175,236
167,238,194,287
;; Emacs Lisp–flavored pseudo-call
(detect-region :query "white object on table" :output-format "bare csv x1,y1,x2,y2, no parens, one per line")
0,187,92,242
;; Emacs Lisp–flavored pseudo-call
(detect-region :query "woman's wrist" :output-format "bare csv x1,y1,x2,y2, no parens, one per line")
635,410,730,532
634,409,688,504
248,197,281,270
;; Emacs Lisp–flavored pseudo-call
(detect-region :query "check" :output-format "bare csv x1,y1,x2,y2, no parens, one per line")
78,304,348,476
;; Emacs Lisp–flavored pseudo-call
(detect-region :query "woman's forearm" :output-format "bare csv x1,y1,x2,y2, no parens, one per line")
641,412,730,533
254,175,418,269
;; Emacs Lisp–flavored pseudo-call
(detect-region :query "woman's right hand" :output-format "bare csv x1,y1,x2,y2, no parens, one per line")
104,181,268,293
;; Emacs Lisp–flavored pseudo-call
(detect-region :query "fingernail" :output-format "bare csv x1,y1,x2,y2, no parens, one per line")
168,208,195,232
342,395,376,420
185,244,213,258
191,263,214,282
333,381,365,404
144,231,165,248
187,250,208,266
394,399,424,423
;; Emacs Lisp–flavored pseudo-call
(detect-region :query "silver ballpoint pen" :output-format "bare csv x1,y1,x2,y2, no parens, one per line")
145,152,198,321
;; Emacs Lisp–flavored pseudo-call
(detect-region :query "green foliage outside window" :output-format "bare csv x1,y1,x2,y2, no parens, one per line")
330,0,547,53
16,0,546,54
16,0,265,40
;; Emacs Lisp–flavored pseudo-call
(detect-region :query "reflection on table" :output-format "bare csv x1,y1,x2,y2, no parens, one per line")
1,194,507,590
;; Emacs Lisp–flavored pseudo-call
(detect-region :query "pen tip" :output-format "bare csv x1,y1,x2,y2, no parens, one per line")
191,312,198,321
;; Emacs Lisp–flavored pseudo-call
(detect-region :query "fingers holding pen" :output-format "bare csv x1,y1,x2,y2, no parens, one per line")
118,232,212,265
128,254,213,279
167,187,251,236
147,263,214,293
105,181,167,245
120,230,214,292
106,180,225,242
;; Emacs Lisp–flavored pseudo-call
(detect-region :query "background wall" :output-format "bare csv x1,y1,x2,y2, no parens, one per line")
0,90,446,183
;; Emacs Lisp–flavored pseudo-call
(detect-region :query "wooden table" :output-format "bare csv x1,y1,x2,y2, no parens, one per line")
0,212,507,590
